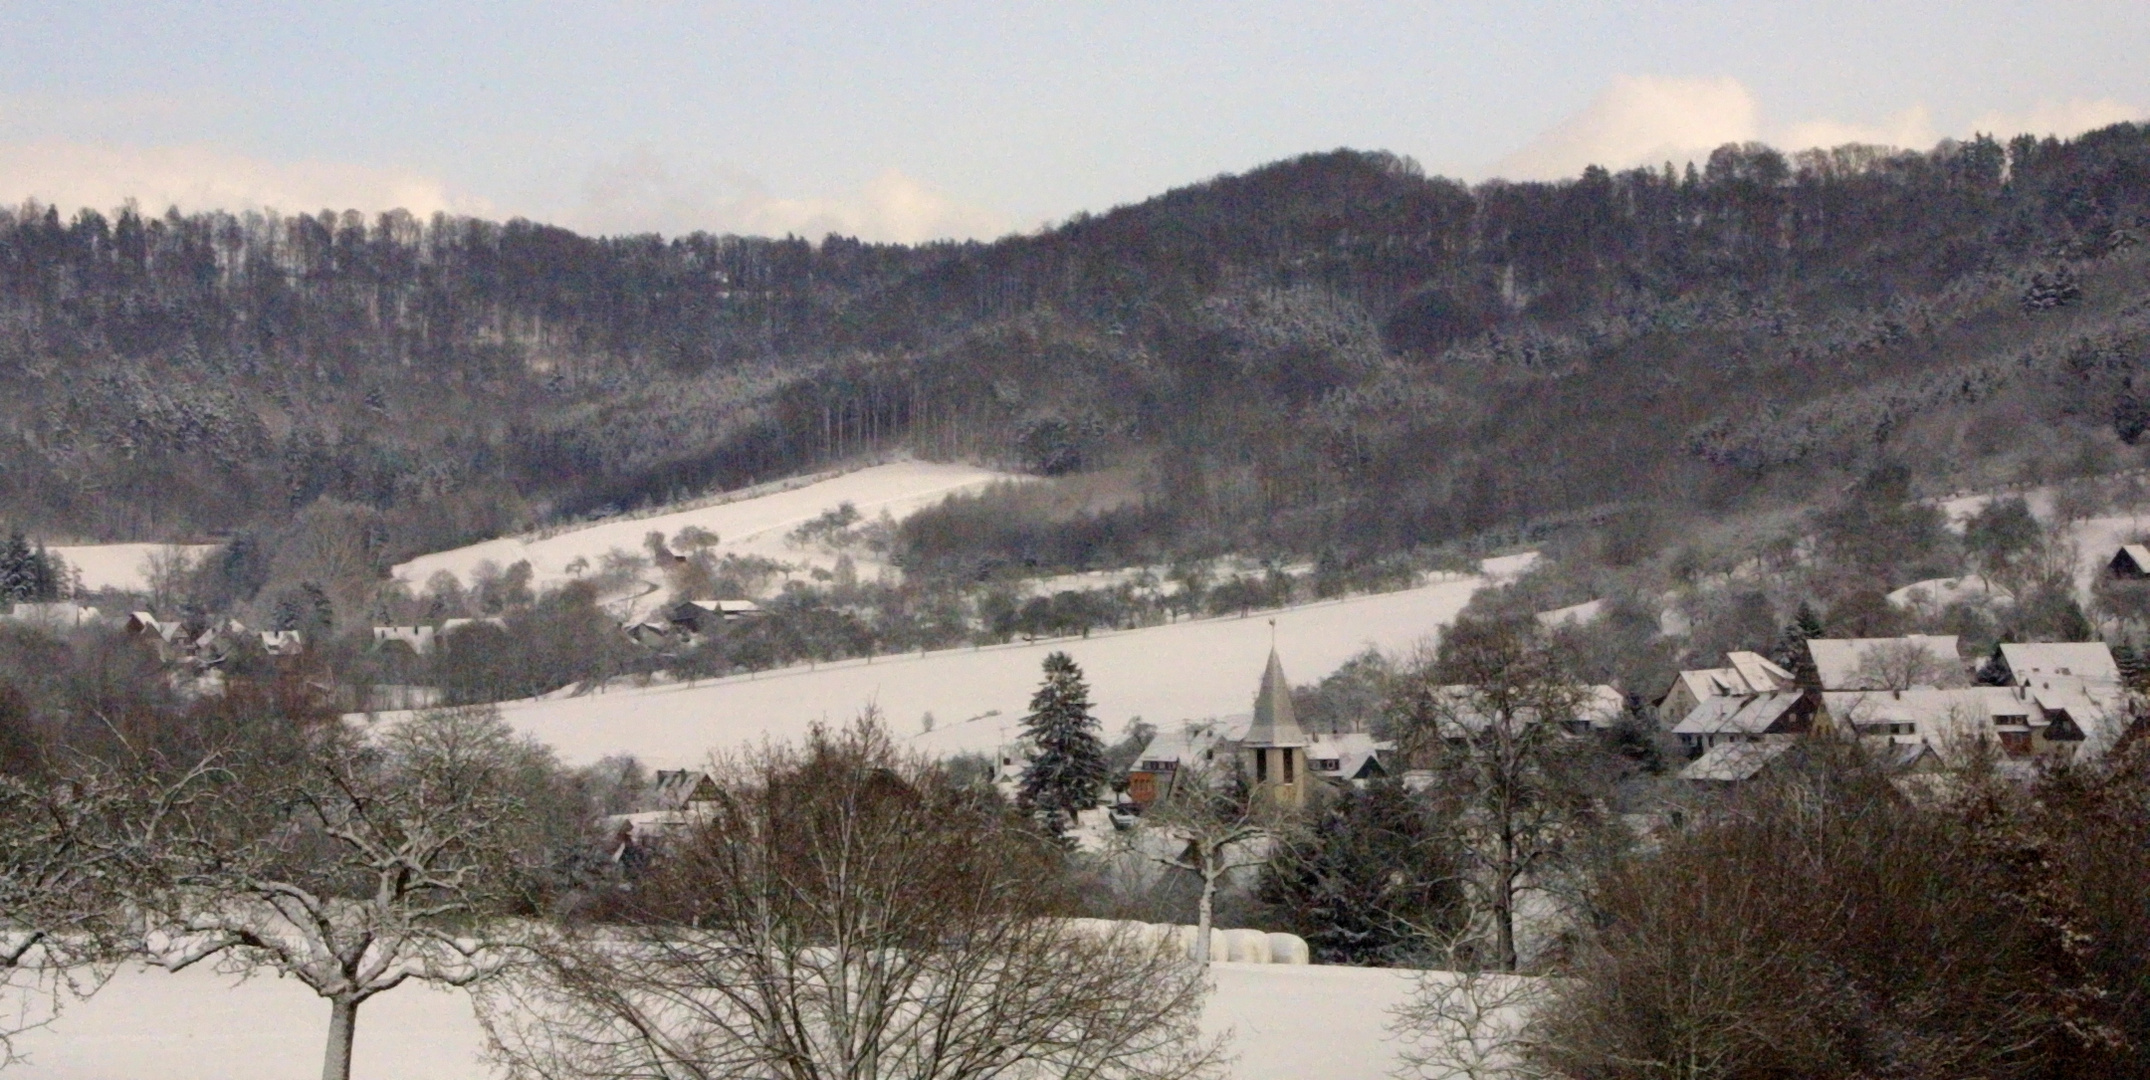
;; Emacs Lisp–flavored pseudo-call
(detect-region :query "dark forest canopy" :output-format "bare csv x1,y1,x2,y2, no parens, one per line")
3,127,2150,574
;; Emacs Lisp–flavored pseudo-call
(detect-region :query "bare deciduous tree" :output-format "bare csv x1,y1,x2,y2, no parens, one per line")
1392,968,1554,1080
1850,640,1964,691
481,716,1220,1080
1530,752,2133,1079
0,746,222,1061
1134,758,1273,963
146,706,557,1080
1389,618,1608,972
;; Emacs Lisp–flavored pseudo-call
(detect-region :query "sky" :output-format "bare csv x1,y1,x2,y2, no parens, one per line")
0,1,2144,243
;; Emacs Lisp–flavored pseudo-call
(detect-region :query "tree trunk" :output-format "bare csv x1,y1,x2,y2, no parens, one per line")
1492,864,1518,973
1195,863,1216,963
322,996,361,1080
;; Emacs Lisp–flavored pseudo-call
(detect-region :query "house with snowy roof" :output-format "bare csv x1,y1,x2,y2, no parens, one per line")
1992,641,2120,686
1672,690,1817,754
259,629,304,656
1125,719,1232,808
2111,544,2150,579
604,769,724,845
1680,735,1942,784
1817,678,2116,765
1304,732,1389,783
1655,651,1797,728
126,611,183,642
1804,635,1965,691
372,624,437,655
1428,681,1627,742
667,599,768,636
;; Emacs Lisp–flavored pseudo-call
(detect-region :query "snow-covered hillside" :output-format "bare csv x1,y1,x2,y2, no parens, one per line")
391,461,1017,598
47,543,219,593
387,576,1479,768
5,961,1427,1080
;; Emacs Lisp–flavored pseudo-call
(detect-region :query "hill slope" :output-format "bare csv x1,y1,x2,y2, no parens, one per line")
5,127,2150,579
394,574,1479,768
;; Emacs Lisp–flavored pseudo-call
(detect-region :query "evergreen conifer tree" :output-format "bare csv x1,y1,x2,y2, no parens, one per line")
1975,643,2015,687
1016,651,1108,835
0,532,32,603
2116,638,2149,692
1772,601,1826,688
1258,780,1463,965
27,543,59,602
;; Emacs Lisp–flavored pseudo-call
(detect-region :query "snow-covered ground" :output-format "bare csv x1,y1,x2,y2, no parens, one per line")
392,461,1017,599
3,961,1425,1080
46,543,220,594
380,576,1480,769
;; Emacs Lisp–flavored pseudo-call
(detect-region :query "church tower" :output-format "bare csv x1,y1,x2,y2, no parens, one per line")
1241,648,1310,809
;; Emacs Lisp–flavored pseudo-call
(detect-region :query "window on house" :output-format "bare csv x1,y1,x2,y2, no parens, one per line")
1283,750,1295,784
1255,748,1268,782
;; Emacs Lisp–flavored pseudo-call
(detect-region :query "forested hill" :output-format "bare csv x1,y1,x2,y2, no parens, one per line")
5,126,2150,572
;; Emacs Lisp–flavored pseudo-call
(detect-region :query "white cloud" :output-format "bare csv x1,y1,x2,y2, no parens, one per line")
0,141,484,218
1487,75,1759,181
1777,105,1937,154
573,148,1012,243
1969,98,2144,140
1487,79,2148,181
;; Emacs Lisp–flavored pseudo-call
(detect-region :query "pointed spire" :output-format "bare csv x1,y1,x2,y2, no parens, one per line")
1244,648,1308,747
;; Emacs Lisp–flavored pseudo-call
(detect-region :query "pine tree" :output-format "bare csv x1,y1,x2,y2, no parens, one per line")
1258,780,1463,965
1016,651,1108,836
1772,601,1825,688
27,543,59,602
1975,644,2015,687
2116,638,2149,693
0,532,32,603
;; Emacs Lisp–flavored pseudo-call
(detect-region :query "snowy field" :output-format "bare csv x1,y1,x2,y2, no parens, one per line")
410,575,1480,768
46,543,219,594
2,962,1424,1080
391,461,1015,597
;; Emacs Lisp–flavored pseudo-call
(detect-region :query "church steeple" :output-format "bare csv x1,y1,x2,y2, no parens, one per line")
1244,648,1308,748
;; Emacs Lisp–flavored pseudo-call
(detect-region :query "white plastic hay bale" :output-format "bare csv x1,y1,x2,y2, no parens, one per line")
1133,922,1176,952
1164,924,1203,961
1266,931,1311,965
1223,928,1271,963
1207,928,1230,962
1060,917,1115,941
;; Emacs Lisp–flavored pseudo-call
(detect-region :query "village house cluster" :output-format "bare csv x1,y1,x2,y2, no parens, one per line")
1659,635,2129,783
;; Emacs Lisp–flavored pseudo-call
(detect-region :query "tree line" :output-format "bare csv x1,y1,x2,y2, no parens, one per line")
3,127,2148,574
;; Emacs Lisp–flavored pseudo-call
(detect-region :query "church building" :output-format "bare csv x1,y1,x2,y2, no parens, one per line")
1241,648,1311,809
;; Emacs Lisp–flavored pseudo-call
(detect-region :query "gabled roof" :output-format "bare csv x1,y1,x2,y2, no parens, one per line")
1436,683,1625,737
1662,668,1737,707
1663,653,1796,708
1574,684,1629,729
1998,642,2119,686
1680,737,1799,782
1726,651,1797,693
1129,718,1240,772
1305,732,1390,779
1673,691,1805,737
1242,649,1309,748
1806,635,1962,691
2115,544,2150,574
1822,687,1990,739
651,769,720,810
